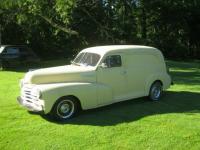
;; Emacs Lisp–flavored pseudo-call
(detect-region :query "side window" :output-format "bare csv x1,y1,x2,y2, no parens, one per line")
19,47,27,53
19,47,32,55
104,55,122,68
5,47,20,54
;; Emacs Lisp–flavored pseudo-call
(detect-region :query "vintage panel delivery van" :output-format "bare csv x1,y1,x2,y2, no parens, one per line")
17,45,172,120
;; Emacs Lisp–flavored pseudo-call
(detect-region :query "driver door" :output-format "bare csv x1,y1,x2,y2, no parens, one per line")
97,54,127,105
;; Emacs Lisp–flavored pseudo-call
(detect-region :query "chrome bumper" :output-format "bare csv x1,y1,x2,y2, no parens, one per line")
17,96,43,112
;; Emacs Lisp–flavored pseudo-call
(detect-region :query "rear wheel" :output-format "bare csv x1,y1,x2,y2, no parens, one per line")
149,81,163,101
51,97,79,121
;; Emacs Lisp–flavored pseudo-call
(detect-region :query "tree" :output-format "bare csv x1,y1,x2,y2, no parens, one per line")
0,0,199,59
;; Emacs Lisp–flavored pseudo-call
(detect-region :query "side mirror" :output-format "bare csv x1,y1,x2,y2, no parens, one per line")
99,63,108,68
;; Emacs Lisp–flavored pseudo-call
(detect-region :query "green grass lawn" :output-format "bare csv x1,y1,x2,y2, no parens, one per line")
0,60,200,150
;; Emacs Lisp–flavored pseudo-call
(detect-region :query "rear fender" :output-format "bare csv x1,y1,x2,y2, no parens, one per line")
144,74,163,96
144,73,171,95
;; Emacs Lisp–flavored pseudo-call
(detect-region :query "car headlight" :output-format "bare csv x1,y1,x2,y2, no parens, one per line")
31,88,42,99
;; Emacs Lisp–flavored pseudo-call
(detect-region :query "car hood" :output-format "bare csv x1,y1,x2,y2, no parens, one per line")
23,65,96,84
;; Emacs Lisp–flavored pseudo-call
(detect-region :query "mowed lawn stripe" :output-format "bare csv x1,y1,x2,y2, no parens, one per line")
0,60,200,149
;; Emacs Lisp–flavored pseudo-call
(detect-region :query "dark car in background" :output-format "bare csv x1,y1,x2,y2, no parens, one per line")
0,45,40,68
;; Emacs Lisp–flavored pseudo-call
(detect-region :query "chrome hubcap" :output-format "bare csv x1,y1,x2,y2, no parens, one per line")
151,83,162,100
57,100,75,119
152,86,161,99
60,104,70,113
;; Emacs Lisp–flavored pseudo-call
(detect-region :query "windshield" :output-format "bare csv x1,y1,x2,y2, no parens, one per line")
72,52,101,66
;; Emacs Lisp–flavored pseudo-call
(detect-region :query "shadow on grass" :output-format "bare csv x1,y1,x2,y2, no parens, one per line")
170,71,200,85
34,91,200,126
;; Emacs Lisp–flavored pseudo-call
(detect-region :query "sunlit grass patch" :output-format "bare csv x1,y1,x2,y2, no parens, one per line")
0,60,200,150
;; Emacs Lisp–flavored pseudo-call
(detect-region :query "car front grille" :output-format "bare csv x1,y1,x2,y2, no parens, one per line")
21,86,38,103
19,85,44,112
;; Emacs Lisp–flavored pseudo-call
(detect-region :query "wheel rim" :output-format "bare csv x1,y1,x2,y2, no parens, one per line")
60,103,70,113
151,83,162,100
57,100,75,119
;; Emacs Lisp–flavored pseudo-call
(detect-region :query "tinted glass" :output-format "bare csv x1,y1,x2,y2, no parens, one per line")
104,55,122,67
19,47,28,53
6,47,20,54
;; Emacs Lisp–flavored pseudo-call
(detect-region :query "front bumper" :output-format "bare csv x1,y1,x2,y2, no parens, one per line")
17,96,44,112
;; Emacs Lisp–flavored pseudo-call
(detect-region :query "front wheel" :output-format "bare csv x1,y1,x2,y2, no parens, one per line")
51,97,79,121
149,81,163,101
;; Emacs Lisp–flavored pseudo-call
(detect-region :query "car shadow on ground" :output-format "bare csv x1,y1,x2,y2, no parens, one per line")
35,91,200,126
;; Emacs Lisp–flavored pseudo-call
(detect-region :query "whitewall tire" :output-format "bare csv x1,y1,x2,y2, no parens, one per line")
51,97,79,121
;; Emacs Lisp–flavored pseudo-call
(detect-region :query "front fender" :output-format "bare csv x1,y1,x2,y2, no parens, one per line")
37,82,98,114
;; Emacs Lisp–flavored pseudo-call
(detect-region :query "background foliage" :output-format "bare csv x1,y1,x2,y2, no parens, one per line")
0,0,199,59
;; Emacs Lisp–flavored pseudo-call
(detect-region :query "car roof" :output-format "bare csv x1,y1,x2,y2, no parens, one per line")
81,45,158,56
0,45,32,53
0,45,27,47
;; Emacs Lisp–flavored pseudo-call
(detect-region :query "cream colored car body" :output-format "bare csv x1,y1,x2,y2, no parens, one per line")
18,45,171,114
